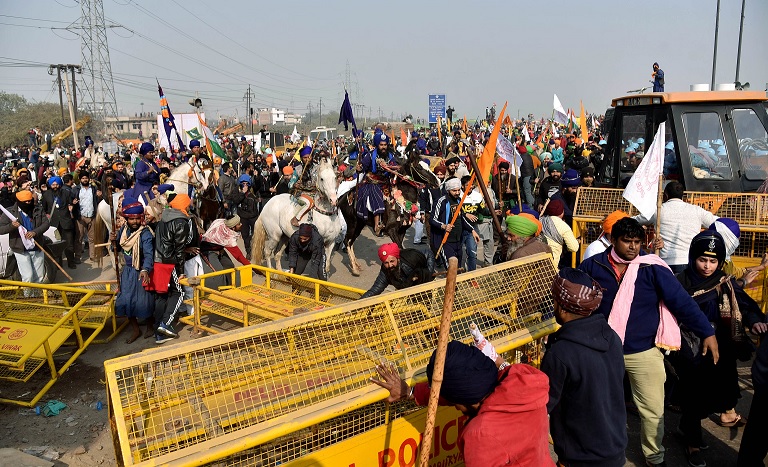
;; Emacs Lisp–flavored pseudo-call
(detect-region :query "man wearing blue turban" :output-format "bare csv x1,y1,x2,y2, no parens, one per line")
42,175,78,269
133,142,160,200
355,132,392,234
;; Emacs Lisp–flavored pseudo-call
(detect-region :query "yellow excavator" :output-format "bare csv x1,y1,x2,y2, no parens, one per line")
40,115,91,153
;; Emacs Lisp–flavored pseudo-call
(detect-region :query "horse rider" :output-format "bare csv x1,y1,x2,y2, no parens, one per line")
290,145,317,228
134,142,160,202
356,132,393,235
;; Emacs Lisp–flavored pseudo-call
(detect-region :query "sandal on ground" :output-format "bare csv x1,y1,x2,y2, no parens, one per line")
716,413,746,427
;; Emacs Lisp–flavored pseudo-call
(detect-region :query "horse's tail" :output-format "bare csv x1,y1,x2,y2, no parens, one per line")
250,217,266,265
93,206,107,267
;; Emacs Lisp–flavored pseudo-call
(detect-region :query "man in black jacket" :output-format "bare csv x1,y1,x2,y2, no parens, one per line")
288,223,326,280
41,175,77,269
541,268,627,467
361,243,435,298
153,193,199,344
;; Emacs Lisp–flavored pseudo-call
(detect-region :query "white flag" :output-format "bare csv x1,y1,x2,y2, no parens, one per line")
496,134,522,173
553,94,568,124
0,204,36,250
290,125,301,144
622,122,666,219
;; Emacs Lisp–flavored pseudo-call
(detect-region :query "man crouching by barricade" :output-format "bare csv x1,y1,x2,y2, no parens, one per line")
361,243,435,298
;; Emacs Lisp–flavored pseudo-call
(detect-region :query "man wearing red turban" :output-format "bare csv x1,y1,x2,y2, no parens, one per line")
361,243,435,298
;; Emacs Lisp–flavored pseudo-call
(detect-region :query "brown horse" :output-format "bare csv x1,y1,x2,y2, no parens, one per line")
339,141,439,275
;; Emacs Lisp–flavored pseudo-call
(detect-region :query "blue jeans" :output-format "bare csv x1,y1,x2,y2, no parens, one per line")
461,230,477,272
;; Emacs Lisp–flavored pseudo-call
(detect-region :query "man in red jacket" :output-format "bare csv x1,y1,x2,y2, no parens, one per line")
372,341,553,466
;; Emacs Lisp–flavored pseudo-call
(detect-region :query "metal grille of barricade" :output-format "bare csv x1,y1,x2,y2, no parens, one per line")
572,188,638,219
105,253,557,466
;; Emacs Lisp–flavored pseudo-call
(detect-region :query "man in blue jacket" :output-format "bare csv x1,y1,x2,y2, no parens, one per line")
542,268,627,467
578,217,718,467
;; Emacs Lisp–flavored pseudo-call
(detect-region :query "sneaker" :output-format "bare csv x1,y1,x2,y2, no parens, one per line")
686,449,706,467
157,323,178,338
155,333,174,345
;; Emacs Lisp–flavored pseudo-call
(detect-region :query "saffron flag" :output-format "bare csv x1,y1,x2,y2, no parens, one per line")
338,90,357,134
623,122,666,219
400,128,408,147
579,101,589,142
478,101,508,182
462,115,468,132
158,82,185,152
553,94,568,124
197,113,227,162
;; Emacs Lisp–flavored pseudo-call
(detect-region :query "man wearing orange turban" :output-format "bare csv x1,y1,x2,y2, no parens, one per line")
0,190,50,292
152,192,199,344
583,210,629,261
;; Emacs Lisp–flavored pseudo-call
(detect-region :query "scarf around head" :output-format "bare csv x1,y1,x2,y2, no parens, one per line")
608,248,681,351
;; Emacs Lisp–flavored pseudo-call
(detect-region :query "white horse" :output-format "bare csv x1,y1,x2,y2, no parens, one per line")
165,157,211,196
251,157,341,274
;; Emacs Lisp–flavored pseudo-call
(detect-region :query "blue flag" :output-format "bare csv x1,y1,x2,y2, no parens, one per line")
338,90,357,134
158,81,186,152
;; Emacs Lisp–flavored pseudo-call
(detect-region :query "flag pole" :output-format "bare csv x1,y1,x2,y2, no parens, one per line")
654,173,663,254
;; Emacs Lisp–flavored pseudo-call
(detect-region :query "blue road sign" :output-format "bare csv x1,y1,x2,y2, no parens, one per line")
428,94,446,124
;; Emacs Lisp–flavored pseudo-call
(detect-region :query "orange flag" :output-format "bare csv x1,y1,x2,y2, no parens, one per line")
478,101,508,183
401,128,408,146
462,115,468,132
502,114,513,127
579,100,589,142
390,129,396,147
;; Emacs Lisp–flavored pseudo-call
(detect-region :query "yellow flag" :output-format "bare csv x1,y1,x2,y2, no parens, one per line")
580,101,588,142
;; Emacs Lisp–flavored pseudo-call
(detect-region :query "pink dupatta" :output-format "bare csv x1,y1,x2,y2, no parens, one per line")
608,249,681,351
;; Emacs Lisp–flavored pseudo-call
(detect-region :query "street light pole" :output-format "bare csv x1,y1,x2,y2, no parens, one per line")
711,0,721,90
735,0,746,83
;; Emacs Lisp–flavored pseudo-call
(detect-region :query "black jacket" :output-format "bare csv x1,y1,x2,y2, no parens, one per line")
541,314,627,467
237,192,260,219
0,203,50,253
287,225,324,269
41,187,75,230
154,208,199,271
361,249,434,298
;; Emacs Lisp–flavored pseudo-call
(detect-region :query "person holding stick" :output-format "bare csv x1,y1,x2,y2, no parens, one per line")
371,339,553,466
111,198,155,343
430,177,480,265
0,190,50,293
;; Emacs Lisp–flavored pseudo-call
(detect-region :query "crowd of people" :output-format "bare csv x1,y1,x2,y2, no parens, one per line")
2,113,768,466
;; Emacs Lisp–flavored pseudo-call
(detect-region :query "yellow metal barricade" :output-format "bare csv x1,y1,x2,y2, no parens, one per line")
105,253,558,466
572,187,768,309
0,279,117,407
179,265,364,334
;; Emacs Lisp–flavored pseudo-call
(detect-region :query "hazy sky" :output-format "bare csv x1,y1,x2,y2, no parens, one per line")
1,0,766,122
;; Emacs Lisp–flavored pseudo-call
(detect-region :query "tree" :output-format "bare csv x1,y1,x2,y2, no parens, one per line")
0,92,94,149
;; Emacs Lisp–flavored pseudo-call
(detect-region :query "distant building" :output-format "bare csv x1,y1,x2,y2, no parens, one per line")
257,108,286,125
284,113,303,125
105,113,158,139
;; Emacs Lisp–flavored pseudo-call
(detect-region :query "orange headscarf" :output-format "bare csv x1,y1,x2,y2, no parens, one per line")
519,212,543,236
15,190,34,202
603,210,629,234
168,193,191,216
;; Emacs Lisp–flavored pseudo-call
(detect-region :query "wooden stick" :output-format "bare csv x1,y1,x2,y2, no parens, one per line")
418,257,459,467
513,152,523,209
34,238,73,281
435,173,475,258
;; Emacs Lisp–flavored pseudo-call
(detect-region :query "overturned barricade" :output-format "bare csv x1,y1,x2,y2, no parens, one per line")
104,253,558,466
179,265,364,334
0,280,121,407
573,187,768,309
